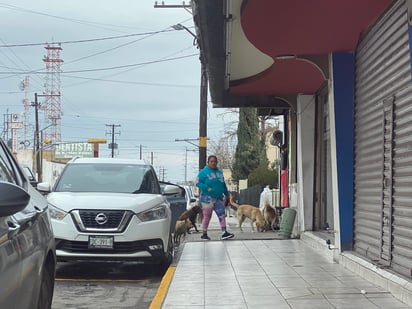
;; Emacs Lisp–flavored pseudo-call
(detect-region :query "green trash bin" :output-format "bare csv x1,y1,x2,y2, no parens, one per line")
279,208,296,239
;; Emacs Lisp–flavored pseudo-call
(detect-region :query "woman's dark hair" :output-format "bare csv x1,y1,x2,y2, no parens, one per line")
207,155,217,163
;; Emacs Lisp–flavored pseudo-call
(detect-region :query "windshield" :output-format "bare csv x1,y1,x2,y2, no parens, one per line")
54,163,160,194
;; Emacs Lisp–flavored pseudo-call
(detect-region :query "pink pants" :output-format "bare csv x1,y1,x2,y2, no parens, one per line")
201,198,226,231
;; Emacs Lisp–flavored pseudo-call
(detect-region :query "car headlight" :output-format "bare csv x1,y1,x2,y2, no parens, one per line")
48,203,68,220
137,204,168,222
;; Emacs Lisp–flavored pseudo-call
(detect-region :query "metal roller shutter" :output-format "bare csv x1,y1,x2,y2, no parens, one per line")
354,0,412,279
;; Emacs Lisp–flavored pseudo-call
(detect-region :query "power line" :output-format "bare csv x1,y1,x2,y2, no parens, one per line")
61,45,197,88
61,75,198,88
0,53,198,74
0,3,153,33
0,29,177,48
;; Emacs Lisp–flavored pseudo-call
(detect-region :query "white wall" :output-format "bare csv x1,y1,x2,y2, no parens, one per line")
296,94,316,232
42,160,66,186
15,149,34,170
15,149,66,187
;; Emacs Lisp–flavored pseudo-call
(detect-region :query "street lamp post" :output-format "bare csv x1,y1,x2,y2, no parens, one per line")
184,146,198,184
172,23,208,170
175,138,199,183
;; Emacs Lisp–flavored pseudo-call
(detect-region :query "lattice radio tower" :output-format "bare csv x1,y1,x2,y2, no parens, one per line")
42,43,63,143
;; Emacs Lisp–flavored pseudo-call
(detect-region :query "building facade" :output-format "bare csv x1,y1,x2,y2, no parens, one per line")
192,0,412,304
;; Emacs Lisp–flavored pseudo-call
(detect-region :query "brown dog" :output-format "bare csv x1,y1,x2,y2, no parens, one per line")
229,195,265,232
177,205,202,233
174,219,193,245
262,202,278,231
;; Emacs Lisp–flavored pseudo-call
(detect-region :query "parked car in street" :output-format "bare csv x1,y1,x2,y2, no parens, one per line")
183,185,198,210
21,164,39,188
37,157,185,270
0,138,56,309
159,182,191,230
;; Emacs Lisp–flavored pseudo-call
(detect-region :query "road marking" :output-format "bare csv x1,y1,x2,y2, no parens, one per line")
149,266,176,309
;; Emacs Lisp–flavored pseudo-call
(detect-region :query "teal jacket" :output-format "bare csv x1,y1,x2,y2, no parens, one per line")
196,165,228,201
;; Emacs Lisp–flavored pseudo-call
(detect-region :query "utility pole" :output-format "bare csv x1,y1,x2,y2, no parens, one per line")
199,60,208,169
154,4,208,170
31,92,59,181
184,146,188,183
32,93,56,181
106,124,120,158
32,93,40,178
158,166,167,181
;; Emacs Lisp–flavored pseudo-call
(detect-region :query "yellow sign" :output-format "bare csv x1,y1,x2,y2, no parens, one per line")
199,136,208,147
87,138,107,144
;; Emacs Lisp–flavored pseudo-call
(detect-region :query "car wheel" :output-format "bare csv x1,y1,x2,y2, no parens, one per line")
158,234,174,273
37,261,55,309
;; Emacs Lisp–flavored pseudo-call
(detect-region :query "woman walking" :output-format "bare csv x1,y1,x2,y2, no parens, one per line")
196,155,234,240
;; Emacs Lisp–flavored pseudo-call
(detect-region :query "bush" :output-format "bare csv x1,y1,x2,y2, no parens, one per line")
248,165,278,188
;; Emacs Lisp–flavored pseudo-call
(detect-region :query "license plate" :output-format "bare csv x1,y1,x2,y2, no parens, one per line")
88,235,114,249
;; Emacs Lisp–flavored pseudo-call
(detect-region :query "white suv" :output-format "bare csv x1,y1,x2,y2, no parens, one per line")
38,157,174,268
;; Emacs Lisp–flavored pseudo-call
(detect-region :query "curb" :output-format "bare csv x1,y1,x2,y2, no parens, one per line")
148,266,176,309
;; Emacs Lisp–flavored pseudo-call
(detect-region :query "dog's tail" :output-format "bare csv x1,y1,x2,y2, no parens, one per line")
263,201,272,210
228,194,239,209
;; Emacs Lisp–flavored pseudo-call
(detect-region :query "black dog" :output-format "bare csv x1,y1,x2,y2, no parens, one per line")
177,205,202,233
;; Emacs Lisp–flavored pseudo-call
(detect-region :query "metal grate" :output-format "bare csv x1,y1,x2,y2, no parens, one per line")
78,210,126,229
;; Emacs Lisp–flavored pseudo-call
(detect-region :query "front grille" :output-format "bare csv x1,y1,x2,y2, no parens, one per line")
55,239,163,255
56,239,144,253
71,210,133,232
80,210,124,228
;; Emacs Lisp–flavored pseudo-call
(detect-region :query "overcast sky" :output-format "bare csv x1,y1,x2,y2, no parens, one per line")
0,0,238,183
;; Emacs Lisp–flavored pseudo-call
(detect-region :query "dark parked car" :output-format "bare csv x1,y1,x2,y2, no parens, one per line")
0,138,56,309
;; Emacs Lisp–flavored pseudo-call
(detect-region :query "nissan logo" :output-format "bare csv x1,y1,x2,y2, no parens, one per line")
95,213,108,225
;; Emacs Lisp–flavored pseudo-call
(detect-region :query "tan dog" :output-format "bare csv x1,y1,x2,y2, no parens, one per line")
262,202,278,231
177,205,202,233
174,219,193,245
229,195,265,232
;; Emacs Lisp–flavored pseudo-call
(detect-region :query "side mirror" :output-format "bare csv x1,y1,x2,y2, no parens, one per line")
0,181,30,217
162,184,181,195
37,182,51,193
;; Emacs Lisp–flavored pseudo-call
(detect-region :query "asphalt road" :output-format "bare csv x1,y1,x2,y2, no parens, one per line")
52,261,164,309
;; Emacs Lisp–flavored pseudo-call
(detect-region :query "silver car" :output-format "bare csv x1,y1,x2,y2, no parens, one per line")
0,138,56,309
38,157,176,270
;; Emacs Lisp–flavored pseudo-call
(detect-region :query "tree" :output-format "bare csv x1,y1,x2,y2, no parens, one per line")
208,137,235,169
231,108,262,184
209,108,281,186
